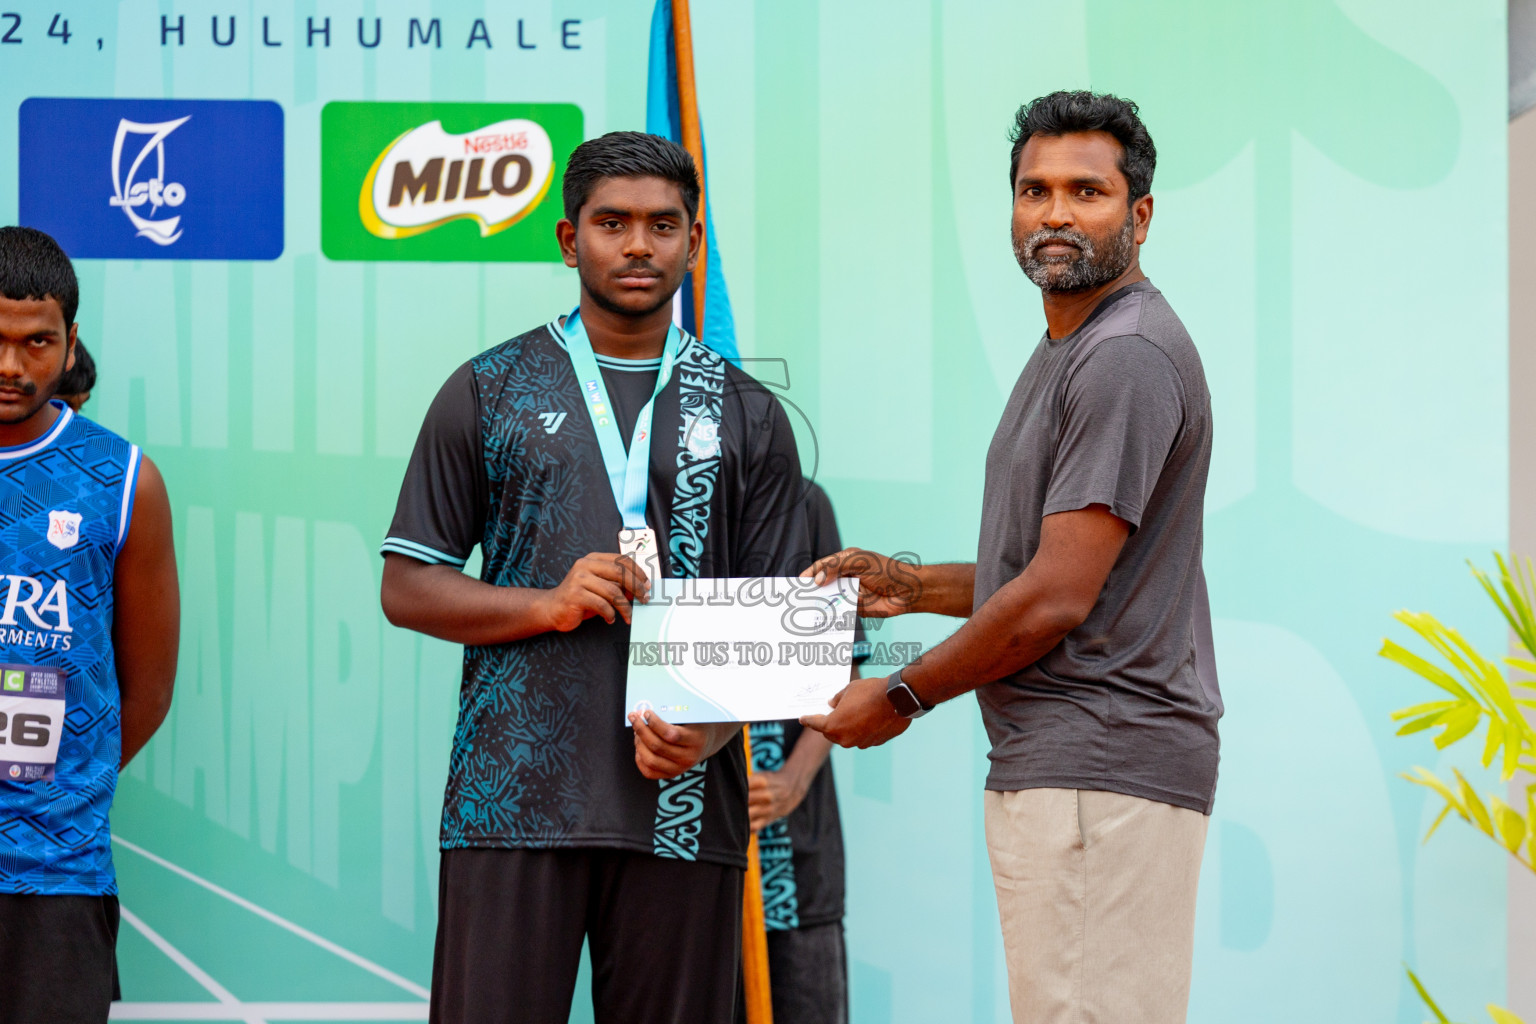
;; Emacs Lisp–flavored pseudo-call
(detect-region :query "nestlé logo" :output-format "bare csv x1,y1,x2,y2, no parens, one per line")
360,119,554,240
321,101,580,263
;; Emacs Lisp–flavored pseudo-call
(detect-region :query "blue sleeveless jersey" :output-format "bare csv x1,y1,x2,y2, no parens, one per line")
0,404,141,895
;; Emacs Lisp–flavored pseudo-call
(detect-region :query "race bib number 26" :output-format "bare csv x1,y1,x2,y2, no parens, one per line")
0,664,66,782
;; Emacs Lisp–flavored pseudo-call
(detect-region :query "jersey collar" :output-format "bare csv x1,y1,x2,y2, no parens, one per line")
548,316,687,372
0,401,74,461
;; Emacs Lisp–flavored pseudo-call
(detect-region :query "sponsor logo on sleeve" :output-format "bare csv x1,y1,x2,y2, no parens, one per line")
18,98,284,261
321,102,580,262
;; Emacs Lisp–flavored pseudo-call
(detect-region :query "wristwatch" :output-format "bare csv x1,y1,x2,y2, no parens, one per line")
885,667,932,719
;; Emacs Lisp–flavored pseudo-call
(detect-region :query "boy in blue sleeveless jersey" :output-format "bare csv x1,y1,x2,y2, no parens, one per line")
381,134,810,1023
0,227,180,1024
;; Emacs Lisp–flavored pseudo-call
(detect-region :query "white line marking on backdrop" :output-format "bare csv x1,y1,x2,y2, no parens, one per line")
117,905,270,1024
111,834,431,1001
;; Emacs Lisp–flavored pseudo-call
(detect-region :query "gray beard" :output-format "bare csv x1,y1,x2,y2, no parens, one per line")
1013,212,1136,294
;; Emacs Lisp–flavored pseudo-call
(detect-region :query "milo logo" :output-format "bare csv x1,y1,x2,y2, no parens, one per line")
321,101,581,263
360,119,555,240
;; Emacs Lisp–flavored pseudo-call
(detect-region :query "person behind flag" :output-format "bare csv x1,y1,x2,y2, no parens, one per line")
379,131,810,1024
745,480,866,1024
0,226,180,1024
55,336,96,412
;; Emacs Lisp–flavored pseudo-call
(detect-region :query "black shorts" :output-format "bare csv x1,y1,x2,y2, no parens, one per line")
0,892,121,1024
431,847,744,1024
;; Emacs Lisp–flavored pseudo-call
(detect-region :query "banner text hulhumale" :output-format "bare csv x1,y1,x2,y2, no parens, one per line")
0,2,1506,1021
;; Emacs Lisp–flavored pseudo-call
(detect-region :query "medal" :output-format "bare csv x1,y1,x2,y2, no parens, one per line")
619,526,661,579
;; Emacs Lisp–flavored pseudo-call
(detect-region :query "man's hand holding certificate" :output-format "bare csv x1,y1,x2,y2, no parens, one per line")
623,576,861,724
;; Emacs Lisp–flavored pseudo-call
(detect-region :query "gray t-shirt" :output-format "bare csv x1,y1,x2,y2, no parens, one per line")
973,280,1222,814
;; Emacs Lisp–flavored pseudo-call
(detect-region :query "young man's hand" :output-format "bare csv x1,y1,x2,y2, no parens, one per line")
800,676,911,749
540,552,649,631
630,711,732,780
748,770,808,832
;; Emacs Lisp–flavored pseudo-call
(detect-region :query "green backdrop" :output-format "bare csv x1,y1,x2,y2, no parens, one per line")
0,1,1509,1021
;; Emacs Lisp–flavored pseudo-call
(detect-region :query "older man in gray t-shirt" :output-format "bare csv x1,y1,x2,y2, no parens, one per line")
804,91,1219,1024
975,277,1221,812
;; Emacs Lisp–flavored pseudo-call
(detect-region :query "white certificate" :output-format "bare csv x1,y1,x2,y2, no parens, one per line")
623,577,860,724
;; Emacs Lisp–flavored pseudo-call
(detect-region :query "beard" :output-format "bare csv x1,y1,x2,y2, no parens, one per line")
0,377,49,426
575,248,682,319
1013,210,1136,295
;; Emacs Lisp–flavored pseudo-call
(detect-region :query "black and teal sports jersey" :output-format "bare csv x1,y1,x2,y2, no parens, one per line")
383,319,811,869
750,481,864,930
0,403,142,895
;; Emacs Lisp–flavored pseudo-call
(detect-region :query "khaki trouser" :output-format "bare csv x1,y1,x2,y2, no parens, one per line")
984,788,1209,1024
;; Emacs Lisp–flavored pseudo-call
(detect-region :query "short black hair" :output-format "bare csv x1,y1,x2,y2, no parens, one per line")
1008,91,1157,202
562,131,701,224
0,226,79,326
57,337,95,397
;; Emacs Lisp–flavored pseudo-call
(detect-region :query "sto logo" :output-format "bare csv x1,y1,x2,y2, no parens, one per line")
108,117,190,245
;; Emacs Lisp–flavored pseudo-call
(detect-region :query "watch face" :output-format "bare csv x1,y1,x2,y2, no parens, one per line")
888,683,921,718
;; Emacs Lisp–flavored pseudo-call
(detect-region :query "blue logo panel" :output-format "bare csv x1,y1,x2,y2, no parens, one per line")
18,98,284,261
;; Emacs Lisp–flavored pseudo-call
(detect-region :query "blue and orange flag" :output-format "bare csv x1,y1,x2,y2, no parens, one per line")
648,14,768,1019
646,0,739,364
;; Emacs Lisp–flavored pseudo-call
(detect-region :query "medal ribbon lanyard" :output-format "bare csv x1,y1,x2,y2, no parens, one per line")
563,309,682,528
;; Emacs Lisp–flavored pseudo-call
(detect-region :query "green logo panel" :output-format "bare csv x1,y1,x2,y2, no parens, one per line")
321,101,582,262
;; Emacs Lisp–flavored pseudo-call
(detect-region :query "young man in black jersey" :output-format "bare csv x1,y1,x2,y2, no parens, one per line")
380,132,809,1024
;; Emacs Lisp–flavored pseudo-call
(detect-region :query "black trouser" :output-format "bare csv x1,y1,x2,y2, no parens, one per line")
431,847,744,1024
0,893,120,1024
736,921,849,1024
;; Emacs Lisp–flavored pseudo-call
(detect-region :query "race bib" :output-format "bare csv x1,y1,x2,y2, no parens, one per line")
0,664,66,781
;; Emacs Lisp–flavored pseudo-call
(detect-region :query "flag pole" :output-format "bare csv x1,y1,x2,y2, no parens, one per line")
740,729,774,1023
666,7,768,1012
670,0,710,335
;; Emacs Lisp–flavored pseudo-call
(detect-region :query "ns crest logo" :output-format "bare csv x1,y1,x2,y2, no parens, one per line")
46,510,82,551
